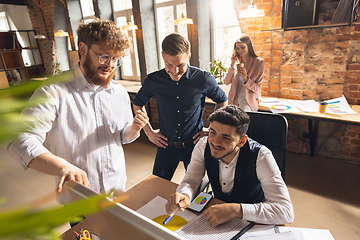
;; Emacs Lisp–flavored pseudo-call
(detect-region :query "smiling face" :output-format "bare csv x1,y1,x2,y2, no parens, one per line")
234,42,249,59
162,52,190,81
208,121,247,163
80,42,121,87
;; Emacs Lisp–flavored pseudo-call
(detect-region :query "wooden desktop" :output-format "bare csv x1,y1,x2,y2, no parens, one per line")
61,175,223,240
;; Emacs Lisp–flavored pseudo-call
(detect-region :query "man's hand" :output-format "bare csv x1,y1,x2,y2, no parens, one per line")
203,203,242,227
132,109,149,132
192,128,209,145
146,128,168,148
57,164,90,193
166,192,191,214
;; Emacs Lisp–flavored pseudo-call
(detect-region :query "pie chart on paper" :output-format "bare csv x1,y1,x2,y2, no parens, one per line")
152,215,187,231
271,104,291,111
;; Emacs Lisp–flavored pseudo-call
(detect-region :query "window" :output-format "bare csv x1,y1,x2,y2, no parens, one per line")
112,0,140,80
79,0,95,19
211,0,242,68
154,0,189,68
0,12,9,31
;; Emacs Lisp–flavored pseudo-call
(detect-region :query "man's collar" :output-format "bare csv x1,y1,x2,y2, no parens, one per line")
163,64,191,82
183,64,191,79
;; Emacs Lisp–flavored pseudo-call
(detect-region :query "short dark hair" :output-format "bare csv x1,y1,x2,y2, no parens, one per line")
162,33,190,56
208,105,250,137
234,35,258,58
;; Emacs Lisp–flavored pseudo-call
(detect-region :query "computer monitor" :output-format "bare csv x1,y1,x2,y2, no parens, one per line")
65,181,185,240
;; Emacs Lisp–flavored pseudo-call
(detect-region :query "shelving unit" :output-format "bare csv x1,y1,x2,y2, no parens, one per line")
0,30,45,89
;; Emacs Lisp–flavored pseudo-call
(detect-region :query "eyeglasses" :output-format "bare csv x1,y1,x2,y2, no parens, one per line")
88,46,123,68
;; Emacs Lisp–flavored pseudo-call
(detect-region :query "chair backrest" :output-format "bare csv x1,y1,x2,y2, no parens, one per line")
198,111,288,193
246,111,288,180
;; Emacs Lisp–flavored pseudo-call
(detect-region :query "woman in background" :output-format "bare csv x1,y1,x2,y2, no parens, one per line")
224,35,264,111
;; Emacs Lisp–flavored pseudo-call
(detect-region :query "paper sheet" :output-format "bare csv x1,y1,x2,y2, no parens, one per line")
278,227,335,240
136,196,197,227
324,95,357,114
240,231,297,240
262,100,302,114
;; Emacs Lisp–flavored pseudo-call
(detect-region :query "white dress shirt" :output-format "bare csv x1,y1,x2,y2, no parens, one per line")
177,137,294,225
8,66,137,203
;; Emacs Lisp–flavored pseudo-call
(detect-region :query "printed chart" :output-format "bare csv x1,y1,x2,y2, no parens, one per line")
136,196,197,231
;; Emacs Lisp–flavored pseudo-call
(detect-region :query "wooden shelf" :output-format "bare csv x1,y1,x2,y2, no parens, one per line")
26,66,45,78
0,32,17,50
0,30,44,84
1,50,25,69
0,71,10,90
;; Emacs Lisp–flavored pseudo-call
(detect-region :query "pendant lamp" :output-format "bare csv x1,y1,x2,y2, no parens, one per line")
239,0,265,19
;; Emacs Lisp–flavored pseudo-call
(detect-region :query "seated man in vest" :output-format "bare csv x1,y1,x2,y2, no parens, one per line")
166,105,294,226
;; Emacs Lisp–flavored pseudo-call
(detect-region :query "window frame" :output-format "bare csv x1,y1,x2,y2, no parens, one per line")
154,0,188,69
112,2,141,81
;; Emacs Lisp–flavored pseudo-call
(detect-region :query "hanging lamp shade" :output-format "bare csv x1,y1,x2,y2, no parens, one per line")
239,3,265,18
34,34,46,39
54,30,69,37
122,22,138,31
174,14,193,25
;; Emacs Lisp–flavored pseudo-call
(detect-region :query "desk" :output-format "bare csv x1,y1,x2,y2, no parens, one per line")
259,97,360,157
117,81,360,157
61,175,222,240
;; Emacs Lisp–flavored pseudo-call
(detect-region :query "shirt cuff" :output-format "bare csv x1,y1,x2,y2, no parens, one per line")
241,203,257,222
8,140,50,170
177,187,194,201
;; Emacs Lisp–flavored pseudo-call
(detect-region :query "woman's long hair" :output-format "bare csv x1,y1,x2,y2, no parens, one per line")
233,35,258,58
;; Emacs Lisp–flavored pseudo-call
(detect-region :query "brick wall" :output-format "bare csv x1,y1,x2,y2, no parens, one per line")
236,0,360,162
26,0,55,75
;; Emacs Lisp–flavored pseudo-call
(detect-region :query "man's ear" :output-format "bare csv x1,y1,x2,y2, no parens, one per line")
238,134,248,148
78,42,88,57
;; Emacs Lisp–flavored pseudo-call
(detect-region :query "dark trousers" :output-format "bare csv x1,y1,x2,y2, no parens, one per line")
152,144,195,181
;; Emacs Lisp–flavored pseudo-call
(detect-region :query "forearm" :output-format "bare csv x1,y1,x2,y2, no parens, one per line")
241,200,294,224
132,104,153,136
224,67,236,85
123,124,141,142
28,152,71,176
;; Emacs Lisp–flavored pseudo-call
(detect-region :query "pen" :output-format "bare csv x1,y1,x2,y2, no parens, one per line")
163,207,179,225
74,231,80,240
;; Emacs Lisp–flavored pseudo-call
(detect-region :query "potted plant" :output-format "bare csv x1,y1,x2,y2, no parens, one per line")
210,59,228,85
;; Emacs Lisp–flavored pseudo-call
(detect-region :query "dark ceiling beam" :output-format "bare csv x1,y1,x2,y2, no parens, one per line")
0,0,26,5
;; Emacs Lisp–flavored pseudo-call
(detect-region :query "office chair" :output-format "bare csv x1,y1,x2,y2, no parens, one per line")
198,111,288,193
246,111,288,180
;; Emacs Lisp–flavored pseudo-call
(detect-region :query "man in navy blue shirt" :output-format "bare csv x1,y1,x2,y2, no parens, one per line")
133,33,227,180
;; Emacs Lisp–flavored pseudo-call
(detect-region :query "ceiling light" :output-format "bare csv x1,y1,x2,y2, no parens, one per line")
174,14,193,25
54,30,69,37
239,1,265,19
122,22,138,31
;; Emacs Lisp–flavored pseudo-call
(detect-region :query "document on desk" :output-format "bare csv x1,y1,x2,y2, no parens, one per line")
175,213,254,240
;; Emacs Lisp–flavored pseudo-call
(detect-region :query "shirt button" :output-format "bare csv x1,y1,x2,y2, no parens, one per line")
177,110,180,113
178,124,180,126
178,137,181,139
175,131,178,133
176,83,179,85
177,96,179,99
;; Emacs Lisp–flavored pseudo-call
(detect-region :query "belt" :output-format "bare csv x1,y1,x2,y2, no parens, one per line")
167,140,194,148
